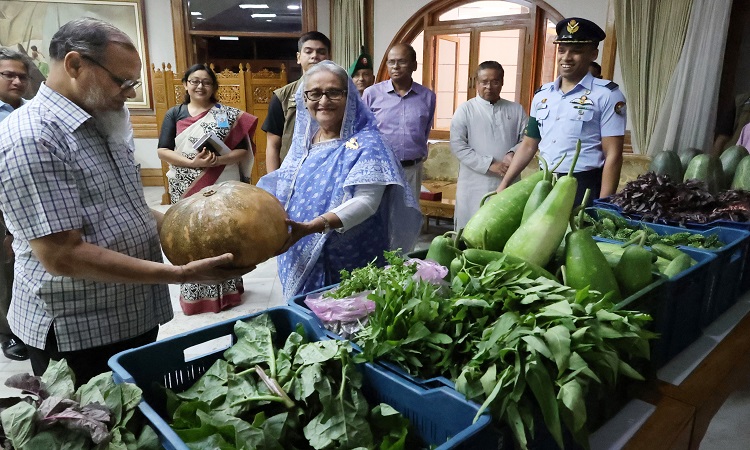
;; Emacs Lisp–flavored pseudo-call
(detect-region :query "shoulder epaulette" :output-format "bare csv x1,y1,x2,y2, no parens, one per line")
534,82,554,95
591,79,619,91
604,81,619,91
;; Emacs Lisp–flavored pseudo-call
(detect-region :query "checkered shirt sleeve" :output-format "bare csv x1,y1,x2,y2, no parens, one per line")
0,85,172,351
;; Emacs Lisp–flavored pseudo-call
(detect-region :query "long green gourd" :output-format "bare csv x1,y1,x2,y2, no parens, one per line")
502,141,582,267
461,170,545,251
520,156,557,224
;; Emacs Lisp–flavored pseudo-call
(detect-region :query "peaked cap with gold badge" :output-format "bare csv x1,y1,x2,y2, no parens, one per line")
348,46,373,77
554,18,606,44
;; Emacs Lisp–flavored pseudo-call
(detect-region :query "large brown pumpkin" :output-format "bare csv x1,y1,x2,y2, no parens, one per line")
160,181,288,268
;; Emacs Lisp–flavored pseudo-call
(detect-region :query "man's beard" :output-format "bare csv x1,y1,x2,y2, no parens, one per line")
95,106,133,147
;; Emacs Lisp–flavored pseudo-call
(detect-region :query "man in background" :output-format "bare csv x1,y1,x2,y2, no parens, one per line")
589,61,602,78
262,31,331,172
0,48,30,361
363,43,436,203
712,91,750,155
349,46,375,96
451,61,527,230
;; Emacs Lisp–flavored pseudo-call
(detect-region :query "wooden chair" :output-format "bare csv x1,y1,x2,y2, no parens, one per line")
151,63,288,204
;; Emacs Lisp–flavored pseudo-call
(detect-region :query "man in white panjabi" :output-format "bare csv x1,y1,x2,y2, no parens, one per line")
450,61,527,230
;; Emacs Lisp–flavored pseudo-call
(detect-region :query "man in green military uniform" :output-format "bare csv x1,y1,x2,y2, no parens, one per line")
348,46,375,96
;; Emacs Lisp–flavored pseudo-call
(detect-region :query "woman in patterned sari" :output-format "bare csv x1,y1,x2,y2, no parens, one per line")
157,64,258,315
258,61,422,299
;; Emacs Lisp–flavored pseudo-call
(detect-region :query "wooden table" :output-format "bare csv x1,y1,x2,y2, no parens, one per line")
420,180,456,231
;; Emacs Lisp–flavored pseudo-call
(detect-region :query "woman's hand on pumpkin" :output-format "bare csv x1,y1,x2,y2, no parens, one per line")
277,219,317,254
178,253,255,283
190,149,218,168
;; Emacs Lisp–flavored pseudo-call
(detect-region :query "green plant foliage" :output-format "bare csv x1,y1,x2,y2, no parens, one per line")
330,252,656,449
166,315,419,450
0,360,159,450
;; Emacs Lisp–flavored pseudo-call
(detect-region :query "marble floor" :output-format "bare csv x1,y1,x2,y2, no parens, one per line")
0,186,748,448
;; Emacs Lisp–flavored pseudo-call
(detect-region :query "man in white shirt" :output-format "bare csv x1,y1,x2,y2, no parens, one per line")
450,61,527,230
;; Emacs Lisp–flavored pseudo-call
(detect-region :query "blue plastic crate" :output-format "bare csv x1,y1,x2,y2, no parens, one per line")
586,208,750,326
108,306,492,450
643,223,750,324
603,239,716,365
609,273,669,368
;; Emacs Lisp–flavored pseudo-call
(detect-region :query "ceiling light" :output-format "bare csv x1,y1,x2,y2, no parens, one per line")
219,36,240,41
266,19,272,22
190,11,202,15
239,3,269,8
251,13,276,18
287,5,300,9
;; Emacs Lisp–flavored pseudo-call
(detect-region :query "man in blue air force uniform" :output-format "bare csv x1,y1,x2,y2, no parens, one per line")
497,18,626,205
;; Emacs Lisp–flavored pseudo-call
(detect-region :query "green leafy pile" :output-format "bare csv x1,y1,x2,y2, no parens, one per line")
0,359,159,449
583,209,724,249
166,314,418,450
333,253,656,449
329,251,418,299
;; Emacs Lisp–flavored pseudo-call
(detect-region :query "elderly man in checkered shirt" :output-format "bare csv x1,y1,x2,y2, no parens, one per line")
0,18,253,385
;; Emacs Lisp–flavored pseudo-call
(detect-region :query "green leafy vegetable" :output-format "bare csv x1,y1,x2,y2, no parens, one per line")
580,210,725,249
167,314,420,450
340,251,656,449
0,359,159,450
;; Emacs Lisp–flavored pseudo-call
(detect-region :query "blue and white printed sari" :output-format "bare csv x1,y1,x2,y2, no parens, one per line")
258,66,422,299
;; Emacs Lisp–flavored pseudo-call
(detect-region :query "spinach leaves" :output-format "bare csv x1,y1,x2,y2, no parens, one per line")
167,314,418,450
0,359,159,450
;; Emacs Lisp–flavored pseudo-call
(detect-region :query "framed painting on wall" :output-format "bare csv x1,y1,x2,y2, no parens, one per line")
0,0,151,109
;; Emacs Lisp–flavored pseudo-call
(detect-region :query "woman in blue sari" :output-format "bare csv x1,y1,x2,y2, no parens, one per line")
258,61,422,299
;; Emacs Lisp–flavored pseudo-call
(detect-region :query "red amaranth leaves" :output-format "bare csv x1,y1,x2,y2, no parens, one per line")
608,172,750,224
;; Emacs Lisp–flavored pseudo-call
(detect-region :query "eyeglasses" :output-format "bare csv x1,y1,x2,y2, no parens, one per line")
186,79,214,87
303,89,347,101
478,80,502,87
0,71,29,83
81,54,142,91
386,59,411,67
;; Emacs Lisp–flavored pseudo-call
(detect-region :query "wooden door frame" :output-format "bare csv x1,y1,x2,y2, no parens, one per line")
170,0,318,72
431,34,461,132
424,21,534,139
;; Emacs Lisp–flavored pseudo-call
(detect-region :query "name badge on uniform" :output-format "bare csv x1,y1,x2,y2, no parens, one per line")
215,110,230,128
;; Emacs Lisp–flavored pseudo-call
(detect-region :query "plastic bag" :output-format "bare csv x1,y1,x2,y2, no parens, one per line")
407,258,449,285
304,290,376,338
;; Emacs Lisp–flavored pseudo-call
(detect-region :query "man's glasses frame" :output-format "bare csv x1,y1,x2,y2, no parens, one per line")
0,71,30,83
81,54,142,91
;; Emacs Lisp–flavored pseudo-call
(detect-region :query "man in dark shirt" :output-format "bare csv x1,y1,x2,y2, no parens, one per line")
262,32,330,172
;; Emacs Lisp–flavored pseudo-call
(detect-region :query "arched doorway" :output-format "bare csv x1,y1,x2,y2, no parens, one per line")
380,0,563,138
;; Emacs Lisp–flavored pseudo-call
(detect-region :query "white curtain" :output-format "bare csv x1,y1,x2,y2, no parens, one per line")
330,0,365,68
647,0,733,155
614,0,692,155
